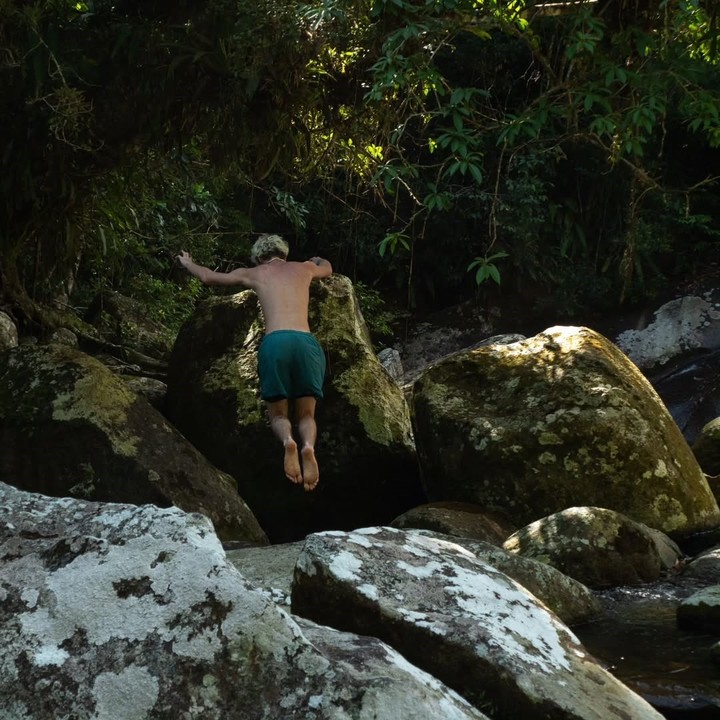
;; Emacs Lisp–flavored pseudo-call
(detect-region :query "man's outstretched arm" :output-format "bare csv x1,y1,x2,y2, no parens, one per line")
307,256,333,279
177,251,253,286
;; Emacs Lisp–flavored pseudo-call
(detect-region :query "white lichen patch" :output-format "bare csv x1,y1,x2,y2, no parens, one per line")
15,515,250,663
328,550,363,582
34,645,70,667
654,459,668,478
396,559,444,579
442,563,575,674
399,609,449,635
682,586,720,607
92,665,160,720
357,583,380,601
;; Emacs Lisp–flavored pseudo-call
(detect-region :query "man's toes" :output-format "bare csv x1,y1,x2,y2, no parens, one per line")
301,446,319,491
284,441,302,484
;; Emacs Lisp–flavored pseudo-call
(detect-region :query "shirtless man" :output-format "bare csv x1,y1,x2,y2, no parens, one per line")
177,234,332,491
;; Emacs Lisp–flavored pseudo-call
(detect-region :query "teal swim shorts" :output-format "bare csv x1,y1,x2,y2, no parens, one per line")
257,330,326,401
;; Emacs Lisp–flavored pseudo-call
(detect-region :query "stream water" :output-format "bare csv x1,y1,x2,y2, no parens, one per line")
574,580,720,719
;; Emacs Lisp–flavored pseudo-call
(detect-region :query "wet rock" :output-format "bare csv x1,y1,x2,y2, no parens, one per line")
412,325,720,538
692,418,720,475
292,526,665,720
377,347,403,383
503,507,676,588
677,586,720,631
683,546,720,583
0,484,486,720
0,343,266,544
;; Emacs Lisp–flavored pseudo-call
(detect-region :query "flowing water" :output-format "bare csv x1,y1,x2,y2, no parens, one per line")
574,581,720,719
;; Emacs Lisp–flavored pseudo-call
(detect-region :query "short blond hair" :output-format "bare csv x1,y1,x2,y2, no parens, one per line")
250,234,289,265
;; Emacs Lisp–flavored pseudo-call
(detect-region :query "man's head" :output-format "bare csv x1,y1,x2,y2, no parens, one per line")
250,234,289,265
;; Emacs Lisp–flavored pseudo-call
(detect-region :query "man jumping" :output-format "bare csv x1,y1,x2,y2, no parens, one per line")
177,234,332,491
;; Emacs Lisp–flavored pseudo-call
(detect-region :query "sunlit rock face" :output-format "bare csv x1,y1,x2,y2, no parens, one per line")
166,274,424,543
292,526,665,720
412,325,720,539
0,484,489,720
0,343,266,543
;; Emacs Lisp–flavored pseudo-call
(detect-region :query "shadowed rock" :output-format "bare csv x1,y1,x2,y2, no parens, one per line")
0,343,266,543
166,274,424,542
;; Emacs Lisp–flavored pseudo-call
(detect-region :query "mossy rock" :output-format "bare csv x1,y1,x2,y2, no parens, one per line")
166,274,423,543
0,343,267,544
412,325,720,539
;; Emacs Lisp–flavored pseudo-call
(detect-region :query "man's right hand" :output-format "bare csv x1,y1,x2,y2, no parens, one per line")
177,250,193,268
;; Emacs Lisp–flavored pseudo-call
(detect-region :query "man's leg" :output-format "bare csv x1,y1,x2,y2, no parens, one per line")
295,396,320,491
266,399,302,484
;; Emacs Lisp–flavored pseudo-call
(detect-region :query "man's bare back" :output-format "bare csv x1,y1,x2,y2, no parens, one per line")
176,239,332,492
176,252,331,332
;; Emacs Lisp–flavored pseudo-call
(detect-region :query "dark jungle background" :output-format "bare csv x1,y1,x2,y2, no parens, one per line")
2,0,719,342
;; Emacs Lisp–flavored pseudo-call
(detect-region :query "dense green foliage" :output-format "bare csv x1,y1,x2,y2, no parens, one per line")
1,0,719,334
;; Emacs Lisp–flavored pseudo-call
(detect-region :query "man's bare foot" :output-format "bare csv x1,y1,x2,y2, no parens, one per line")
284,439,302,484
301,445,319,491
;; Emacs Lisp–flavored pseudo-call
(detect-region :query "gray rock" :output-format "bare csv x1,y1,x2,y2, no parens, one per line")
226,542,304,608
377,347,404,383
692,417,720,475
124,375,167,411
0,311,18,351
85,290,175,360
0,484,487,720
49,327,79,347
616,295,720,372
292,526,665,720
682,546,720,583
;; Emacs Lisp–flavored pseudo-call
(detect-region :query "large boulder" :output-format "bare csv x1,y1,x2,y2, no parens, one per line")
503,507,678,589
0,484,488,720
0,343,266,543
292,527,665,720
412,325,720,538
166,274,424,543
